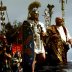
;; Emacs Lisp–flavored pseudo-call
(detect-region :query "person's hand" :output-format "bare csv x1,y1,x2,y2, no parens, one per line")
67,39,72,48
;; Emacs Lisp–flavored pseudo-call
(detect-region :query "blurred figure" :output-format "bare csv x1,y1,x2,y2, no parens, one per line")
46,17,72,66
11,51,22,72
22,1,46,72
0,35,11,72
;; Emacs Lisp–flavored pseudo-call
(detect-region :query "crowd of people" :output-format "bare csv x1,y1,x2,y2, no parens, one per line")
20,1,72,72
0,1,72,72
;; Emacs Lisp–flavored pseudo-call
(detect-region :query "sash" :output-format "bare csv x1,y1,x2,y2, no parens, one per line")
62,26,70,52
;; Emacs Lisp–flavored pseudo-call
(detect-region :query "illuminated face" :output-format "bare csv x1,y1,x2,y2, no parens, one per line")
55,17,63,26
34,13,39,19
30,9,39,20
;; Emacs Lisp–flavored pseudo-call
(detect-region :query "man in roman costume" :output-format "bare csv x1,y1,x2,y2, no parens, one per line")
22,1,46,72
46,17,72,66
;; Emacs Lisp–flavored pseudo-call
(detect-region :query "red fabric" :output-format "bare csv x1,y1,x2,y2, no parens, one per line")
18,31,22,39
12,43,22,54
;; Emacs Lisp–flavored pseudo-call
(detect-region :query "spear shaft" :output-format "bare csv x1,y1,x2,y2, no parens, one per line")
60,0,67,25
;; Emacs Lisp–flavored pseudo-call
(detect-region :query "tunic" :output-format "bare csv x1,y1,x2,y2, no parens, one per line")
46,25,70,65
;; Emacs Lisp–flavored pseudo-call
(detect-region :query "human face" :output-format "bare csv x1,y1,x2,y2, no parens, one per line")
56,17,63,26
34,13,39,19
31,12,39,21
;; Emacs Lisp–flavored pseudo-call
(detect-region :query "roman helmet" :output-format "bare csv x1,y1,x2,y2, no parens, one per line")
28,1,41,19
